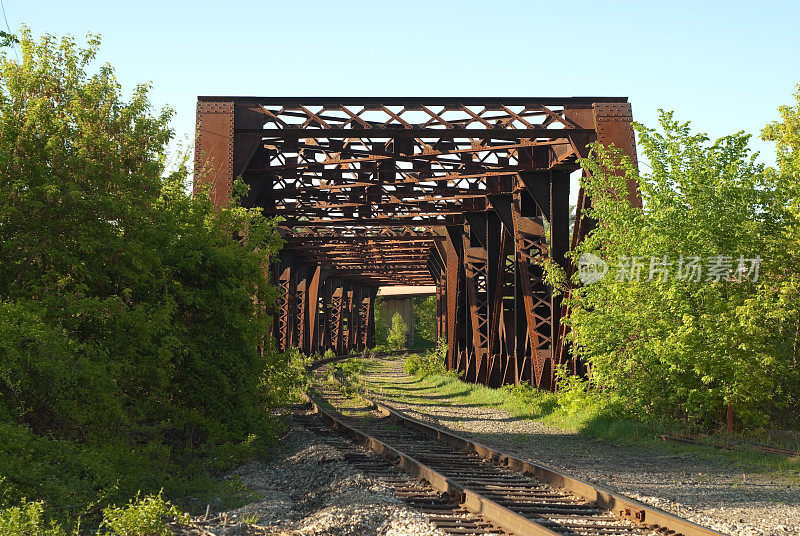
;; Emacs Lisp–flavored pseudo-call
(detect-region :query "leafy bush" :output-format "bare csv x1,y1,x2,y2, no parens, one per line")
0,499,66,536
386,312,409,350
0,28,297,531
413,296,436,348
262,345,311,407
373,297,436,350
332,358,369,397
404,340,449,378
100,492,187,536
568,109,799,430
552,365,602,417
0,492,188,536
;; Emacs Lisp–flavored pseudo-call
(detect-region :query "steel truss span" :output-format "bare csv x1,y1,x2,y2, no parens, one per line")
194,97,639,389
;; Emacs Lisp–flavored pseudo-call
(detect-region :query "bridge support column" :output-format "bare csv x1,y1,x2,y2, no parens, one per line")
512,182,553,390
330,284,345,355
276,259,296,352
444,226,464,375
344,286,356,353
359,288,377,351
463,220,489,385
307,266,325,356
295,268,309,353
558,102,640,380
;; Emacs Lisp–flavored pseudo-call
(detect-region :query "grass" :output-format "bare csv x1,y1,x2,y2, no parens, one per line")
310,382,375,420
328,357,376,398
363,358,800,483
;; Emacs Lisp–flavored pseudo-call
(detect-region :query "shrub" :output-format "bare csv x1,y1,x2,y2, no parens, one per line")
262,345,311,407
386,312,408,350
568,110,797,429
0,500,66,536
332,358,369,397
404,340,448,378
0,28,295,531
100,492,188,536
413,296,436,348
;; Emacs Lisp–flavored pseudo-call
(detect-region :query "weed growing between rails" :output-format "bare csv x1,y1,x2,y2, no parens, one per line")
327,358,374,398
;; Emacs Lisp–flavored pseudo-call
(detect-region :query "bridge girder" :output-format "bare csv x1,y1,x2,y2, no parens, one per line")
194,97,638,389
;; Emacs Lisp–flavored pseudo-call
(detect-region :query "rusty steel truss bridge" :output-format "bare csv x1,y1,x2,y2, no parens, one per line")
194,97,639,390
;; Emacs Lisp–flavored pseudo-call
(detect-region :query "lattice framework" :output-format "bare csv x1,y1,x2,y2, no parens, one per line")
195,97,638,389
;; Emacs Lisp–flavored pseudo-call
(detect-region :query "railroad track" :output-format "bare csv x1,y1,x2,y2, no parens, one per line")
296,413,506,535
308,368,729,536
306,349,412,372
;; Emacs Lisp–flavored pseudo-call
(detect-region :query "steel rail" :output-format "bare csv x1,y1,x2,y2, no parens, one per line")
365,397,728,536
309,366,729,536
309,392,565,536
295,411,506,535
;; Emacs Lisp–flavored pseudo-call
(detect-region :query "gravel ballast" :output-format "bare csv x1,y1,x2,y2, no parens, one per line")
185,414,445,536
362,359,800,536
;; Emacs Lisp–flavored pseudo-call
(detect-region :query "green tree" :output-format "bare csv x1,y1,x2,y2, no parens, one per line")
373,297,391,346
568,110,794,429
413,295,436,348
755,83,800,427
0,28,288,528
387,312,409,350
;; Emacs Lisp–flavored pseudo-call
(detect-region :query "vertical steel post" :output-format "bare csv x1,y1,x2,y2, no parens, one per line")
277,260,294,352
360,288,376,350
331,285,345,355
512,186,552,389
556,102,640,380
463,221,490,384
444,227,462,372
344,286,356,352
295,268,308,353
321,278,332,351
486,212,503,387
194,100,265,206
549,171,570,382
194,101,234,206
307,266,323,355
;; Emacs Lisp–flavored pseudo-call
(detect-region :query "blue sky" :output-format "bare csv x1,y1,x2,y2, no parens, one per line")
4,0,799,169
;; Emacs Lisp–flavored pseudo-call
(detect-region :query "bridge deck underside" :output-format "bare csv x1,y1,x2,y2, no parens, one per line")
194,97,638,389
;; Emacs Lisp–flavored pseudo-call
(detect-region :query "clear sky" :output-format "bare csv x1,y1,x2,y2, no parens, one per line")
3,0,799,170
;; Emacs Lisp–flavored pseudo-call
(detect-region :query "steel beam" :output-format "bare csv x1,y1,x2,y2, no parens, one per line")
194,97,638,391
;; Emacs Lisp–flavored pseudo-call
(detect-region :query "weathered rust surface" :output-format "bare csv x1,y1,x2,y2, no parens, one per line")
194,97,639,383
